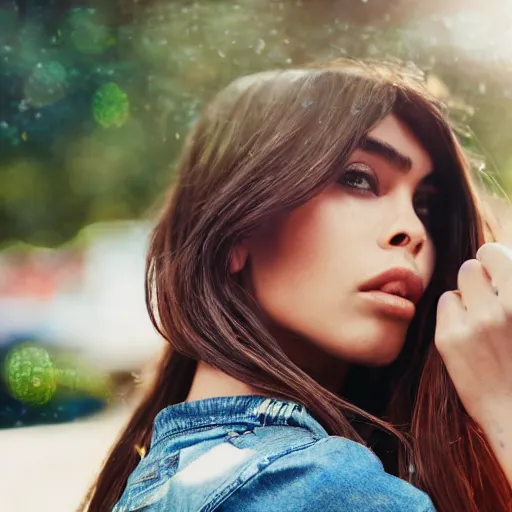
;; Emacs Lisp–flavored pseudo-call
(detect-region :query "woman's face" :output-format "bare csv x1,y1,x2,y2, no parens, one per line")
244,114,437,366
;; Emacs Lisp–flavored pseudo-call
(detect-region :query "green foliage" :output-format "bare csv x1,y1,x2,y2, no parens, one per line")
0,0,511,246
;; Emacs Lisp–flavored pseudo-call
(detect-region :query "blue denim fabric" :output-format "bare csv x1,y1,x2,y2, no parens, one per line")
112,395,435,511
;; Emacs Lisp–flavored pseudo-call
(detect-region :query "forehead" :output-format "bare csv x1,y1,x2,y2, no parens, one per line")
366,114,433,176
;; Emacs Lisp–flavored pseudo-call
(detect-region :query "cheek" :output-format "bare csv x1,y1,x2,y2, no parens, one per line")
422,239,436,286
248,195,347,325
250,211,325,292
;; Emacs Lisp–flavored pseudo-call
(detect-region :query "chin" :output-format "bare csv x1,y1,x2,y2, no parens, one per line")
321,340,404,368
325,323,408,367
361,347,403,367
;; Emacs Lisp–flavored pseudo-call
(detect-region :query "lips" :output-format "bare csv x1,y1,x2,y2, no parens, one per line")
358,267,424,304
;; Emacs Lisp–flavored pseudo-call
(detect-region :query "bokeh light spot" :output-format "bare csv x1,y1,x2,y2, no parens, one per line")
24,61,68,108
68,8,112,55
5,345,57,406
93,82,130,128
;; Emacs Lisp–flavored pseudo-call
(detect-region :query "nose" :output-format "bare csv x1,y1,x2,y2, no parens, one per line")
378,201,427,258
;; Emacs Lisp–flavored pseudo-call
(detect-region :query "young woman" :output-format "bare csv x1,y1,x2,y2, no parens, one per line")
84,60,512,511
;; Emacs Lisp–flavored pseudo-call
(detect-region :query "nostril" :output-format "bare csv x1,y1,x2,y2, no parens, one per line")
390,233,409,247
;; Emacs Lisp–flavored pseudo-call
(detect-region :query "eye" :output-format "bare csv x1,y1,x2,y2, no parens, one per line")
414,189,439,223
414,197,429,220
338,164,378,194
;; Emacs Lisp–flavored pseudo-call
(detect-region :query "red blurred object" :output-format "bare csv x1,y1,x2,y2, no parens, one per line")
0,251,84,300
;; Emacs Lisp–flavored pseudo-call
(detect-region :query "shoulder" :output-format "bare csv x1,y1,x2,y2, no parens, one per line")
219,436,436,512
114,423,435,512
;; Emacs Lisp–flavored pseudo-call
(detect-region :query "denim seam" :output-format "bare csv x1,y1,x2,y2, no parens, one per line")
151,421,258,449
152,413,321,449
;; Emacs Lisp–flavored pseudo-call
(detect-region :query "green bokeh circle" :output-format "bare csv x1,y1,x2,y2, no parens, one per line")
93,82,130,128
5,345,57,406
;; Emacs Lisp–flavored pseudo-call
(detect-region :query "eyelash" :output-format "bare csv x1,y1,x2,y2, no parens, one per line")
337,164,378,194
338,165,436,221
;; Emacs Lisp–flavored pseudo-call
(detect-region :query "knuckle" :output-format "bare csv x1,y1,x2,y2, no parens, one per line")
437,290,459,314
438,290,455,304
457,259,482,288
501,297,512,319
435,325,469,352
471,310,505,335
434,332,449,352
458,259,481,280
476,242,495,261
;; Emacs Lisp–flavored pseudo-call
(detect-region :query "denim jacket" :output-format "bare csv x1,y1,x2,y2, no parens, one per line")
112,395,436,511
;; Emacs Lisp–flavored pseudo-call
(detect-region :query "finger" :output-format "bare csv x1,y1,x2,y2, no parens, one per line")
476,243,512,290
457,259,497,312
436,290,466,338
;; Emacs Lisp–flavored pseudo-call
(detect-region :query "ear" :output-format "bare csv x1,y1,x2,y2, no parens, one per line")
229,244,249,274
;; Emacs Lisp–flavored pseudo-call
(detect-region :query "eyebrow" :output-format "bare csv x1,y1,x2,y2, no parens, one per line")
359,136,413,173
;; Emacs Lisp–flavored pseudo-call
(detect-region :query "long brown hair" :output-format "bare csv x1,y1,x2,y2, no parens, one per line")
84,60,512,511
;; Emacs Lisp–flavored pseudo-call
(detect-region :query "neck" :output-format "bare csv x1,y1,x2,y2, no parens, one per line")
186,333,348,403
276,329,349,393
186,361,256,402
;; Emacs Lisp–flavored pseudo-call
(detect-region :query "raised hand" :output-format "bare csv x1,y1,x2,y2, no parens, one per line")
435,242,512,484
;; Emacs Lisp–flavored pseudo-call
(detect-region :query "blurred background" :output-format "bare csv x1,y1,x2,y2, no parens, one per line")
1,0,512,510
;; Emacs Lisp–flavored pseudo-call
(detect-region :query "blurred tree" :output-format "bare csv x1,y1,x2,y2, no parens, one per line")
0,0,511,246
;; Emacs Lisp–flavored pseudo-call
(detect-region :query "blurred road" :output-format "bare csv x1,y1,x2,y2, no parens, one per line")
0,404,133,512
